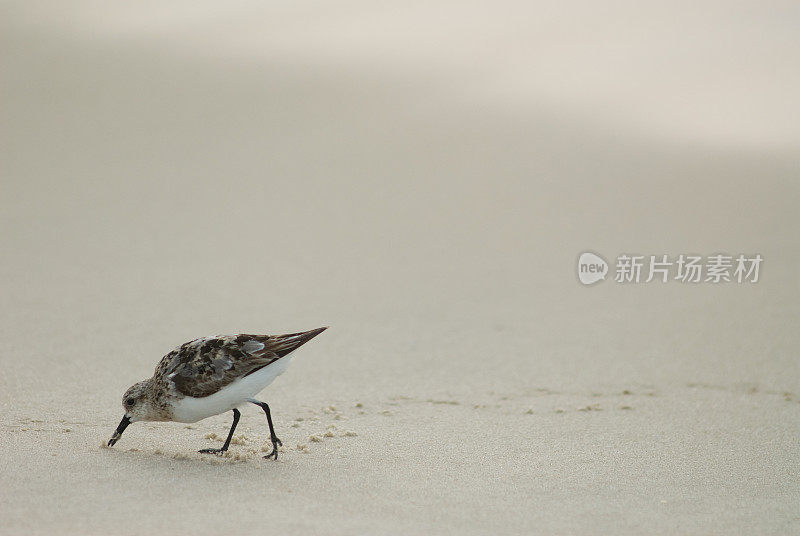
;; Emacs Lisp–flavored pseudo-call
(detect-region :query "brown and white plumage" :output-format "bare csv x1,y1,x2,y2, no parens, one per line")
159,329,327,399
107,327,328,458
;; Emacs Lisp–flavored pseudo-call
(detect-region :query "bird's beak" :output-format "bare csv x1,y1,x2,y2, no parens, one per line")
107,415,131,447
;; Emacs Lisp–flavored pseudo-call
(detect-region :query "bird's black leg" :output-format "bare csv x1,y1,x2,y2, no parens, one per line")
199,408,240,455
248,398,282,460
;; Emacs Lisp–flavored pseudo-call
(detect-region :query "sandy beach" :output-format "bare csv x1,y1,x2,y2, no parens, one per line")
1,2,799,534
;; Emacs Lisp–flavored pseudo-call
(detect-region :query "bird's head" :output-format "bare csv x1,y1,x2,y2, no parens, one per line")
107,379,154,447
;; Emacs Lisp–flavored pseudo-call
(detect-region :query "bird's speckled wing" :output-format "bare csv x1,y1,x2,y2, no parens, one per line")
155,328,326,398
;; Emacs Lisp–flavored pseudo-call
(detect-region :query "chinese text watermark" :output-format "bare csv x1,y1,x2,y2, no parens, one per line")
578,252,762,285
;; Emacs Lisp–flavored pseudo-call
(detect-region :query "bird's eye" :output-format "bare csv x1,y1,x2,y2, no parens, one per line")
125,397,135,406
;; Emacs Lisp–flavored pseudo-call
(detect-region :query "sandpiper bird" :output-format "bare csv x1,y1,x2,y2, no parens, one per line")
107,327,327,459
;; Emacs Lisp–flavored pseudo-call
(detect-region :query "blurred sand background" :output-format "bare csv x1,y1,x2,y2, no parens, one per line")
1,2,799,534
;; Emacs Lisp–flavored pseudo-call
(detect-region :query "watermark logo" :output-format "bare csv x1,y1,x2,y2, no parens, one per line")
577,252,609,285
578,252,762,285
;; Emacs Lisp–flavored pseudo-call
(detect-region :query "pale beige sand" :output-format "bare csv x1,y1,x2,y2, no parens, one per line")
1,2,799,535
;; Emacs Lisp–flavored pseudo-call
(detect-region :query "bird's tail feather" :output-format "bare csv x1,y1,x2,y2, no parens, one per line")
268,327,328,357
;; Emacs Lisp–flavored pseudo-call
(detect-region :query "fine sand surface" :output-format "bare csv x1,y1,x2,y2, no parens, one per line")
1,2,799,535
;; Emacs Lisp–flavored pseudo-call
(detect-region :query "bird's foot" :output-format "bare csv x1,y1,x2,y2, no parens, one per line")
263,437,282,460
199,447,227,455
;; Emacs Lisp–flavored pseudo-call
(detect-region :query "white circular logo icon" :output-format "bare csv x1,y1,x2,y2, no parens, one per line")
577,252,608,285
